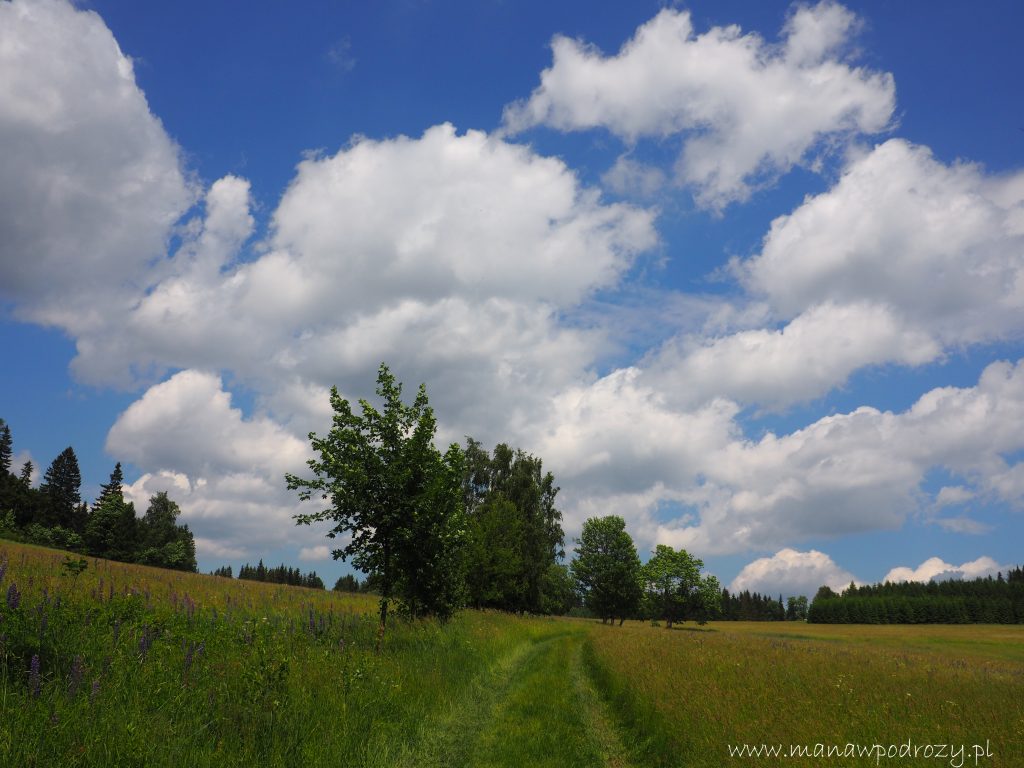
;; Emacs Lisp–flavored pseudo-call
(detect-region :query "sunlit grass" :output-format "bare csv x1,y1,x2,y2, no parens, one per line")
585,619,1024,767
0,541,567,767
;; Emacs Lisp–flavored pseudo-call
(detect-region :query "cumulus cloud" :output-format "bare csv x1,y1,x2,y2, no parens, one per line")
299,546,331,562
742,139,1024,343
504,2,895,207
884,556,1007,584
0,0,194,325
730,548,857,597
557,358,1024,556
110,371,327,555
641,138,1024,412
645,301,941,410
83,123,656,557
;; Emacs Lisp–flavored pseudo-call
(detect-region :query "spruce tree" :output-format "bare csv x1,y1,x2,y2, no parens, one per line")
0,420,12,478
40,447,82,528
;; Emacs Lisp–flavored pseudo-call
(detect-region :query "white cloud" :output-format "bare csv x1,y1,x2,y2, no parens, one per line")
0,0,194,325
299,545,331,562
743,139,1024,343
645,301,941,410
562,358,1024,556
504,2,894,208
884,556,1007,584
730,548,857,597
935,486,975,508
107,370,309,478
933,517,991,535
601,155,667,198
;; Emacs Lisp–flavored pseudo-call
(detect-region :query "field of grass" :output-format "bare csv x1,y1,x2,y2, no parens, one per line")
585,620,1024,767
2,540,1022,767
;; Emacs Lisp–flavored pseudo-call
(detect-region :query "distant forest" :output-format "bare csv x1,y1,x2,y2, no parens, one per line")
212,561,326,590
0,419,197,571
808,568,1024,624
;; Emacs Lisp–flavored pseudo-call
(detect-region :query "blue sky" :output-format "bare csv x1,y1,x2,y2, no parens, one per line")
2,0,1023,596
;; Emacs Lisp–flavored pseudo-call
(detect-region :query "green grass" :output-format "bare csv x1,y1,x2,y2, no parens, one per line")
3,541,1023,767
584,619,1024,767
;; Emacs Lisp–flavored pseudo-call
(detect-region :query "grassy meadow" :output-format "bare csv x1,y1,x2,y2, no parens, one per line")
2,540,1022,767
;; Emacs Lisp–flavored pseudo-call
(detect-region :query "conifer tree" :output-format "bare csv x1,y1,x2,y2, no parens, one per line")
40,447,81,528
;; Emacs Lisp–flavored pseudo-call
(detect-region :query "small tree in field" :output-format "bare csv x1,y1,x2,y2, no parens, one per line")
571,515,642,625
642,544,721,627
287,364,466,643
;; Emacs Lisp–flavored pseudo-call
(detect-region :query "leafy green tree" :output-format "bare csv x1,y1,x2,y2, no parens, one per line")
136,491,197,571
40,447,81,529
465,493,524,609
333,574,361,592
461,439,564,613
540,562,578,615
288,363,467,636
786,595,809,621
571,515,642,625
641,544,702,628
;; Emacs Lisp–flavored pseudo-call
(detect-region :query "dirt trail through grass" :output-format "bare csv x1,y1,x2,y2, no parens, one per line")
394,629,636,768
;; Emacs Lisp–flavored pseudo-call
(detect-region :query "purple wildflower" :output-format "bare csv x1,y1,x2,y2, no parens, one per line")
89,678,100,705
29,654,41,698
68,655,84,698
0,557,7,586
6,583,19,610
138,626,155,660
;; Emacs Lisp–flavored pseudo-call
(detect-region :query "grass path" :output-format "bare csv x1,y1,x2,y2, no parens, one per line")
393,627,638,768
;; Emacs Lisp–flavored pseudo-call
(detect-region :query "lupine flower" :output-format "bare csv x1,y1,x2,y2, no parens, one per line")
6,583,19,610
0,558,7,586
68,655,84,698
29,654,41,698
89,678,100,705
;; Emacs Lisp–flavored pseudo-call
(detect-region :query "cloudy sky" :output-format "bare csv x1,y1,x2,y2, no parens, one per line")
2,0,1023,597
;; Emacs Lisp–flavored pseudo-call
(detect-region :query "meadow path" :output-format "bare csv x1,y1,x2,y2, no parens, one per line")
395,630,636,768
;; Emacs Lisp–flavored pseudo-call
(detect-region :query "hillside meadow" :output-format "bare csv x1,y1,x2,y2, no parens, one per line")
1,540,1022,767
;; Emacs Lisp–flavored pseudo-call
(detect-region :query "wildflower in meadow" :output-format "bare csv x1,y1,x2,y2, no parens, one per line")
68,655,84,698
6,582,19,610
29,654,41,698
0,557,7,585
90,678,100,705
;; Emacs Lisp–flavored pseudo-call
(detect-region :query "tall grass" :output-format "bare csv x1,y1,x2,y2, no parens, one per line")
585,621,1024,767
0,541,565,767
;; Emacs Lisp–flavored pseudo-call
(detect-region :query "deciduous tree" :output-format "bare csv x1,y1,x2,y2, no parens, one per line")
571,515,642,625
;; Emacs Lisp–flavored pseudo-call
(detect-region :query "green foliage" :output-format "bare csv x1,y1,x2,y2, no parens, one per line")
807,567,1024,624
239,560,325,589
288,363,467,628
461,438,565,614
539,562,579,616
641,544,704,627
333,573,361,592
39,446,81,529
0,420,11,477
786,594,809,620
571,515,642,624
719,588,788,621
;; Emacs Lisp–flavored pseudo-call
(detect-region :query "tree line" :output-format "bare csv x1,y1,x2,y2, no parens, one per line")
808,568,1024,624
232,560,326,589
0,419,197,572
719,589,809,621
285,367,732,638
